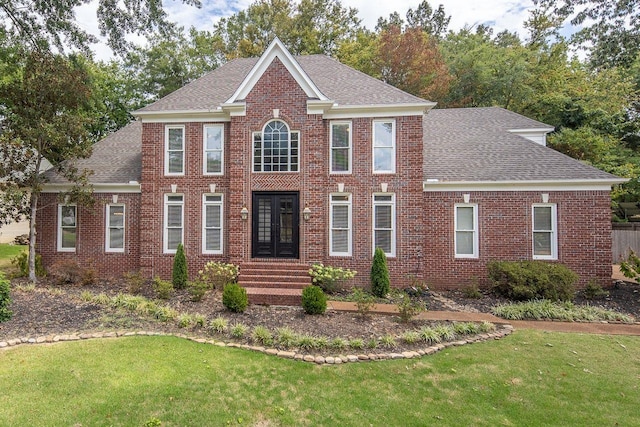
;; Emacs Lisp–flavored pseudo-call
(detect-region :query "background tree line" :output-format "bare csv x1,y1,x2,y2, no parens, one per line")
0,0,639,278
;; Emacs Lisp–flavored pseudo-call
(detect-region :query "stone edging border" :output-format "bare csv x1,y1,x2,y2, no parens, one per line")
0,325,514,365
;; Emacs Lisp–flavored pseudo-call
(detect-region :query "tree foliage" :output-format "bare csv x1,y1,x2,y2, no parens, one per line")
0,0,201,55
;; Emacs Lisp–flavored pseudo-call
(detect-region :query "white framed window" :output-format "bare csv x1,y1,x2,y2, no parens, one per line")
165,125,185,175
330,193,352,256
330,121,351,174
203,124,224,175
373,193,395,256
164,194,184,253
532,204,557,259
202,194,223,254
373,119,395,174
253,120,299,172
58,204,77,252
106,204,125,253
455,204,478,258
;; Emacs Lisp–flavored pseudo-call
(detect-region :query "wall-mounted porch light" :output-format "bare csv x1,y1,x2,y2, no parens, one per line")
303,205,311,221
241,206,249,220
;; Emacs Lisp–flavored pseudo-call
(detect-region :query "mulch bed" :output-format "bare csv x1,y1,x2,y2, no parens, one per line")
1,277,638,353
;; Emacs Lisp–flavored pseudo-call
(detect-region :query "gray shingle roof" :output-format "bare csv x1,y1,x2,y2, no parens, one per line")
423,107,618,182
45,121,141,184
136,55,429,113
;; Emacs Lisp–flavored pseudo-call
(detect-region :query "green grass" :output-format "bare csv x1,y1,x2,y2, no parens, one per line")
0,243,26,273
0,330,638,426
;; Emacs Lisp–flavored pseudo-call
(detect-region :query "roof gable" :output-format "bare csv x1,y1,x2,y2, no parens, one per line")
225,37,328,104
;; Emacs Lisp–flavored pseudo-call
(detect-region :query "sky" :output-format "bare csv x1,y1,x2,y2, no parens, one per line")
75,0,544,60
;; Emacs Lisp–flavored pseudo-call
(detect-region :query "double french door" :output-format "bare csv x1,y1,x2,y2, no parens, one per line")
251,192,299,258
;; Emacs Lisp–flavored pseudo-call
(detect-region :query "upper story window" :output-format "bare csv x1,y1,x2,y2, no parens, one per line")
164,194,184,253
253,120,299,172
532,204,557,260
373,193,395,257
330,121,351,174
106,204,125,253
165,125,185,175
58,204,77,252
373,119,395,174
455,204,478,258
203,124,224,175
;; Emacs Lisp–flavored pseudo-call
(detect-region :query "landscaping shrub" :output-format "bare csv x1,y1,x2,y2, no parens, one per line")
11,251,45,278
301,285,327,315
583,280,609,300
488,260,577,302
371,247,390,297
123,270,145,295
0,272,13,322
308,263,356,294
222,283,248,313
620,250,640,282
199,261,239,290
187,279,209,302
396,292,426,323
172,243,188,289
351,287,375,318
49,260,93,286
153,277,174,300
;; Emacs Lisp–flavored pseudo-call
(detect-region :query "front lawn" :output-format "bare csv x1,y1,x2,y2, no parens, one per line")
0,330,638,426
0,243,25,273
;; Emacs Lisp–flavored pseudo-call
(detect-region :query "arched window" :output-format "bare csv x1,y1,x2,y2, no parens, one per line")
253,120,299,172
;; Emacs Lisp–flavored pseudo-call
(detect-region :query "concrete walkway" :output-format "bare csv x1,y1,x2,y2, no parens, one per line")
328,301,640,336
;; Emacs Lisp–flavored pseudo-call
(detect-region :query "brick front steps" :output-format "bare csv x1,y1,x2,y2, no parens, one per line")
239,262,311,305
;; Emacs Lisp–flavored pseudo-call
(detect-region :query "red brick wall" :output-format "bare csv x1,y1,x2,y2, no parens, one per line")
421,190,613,289
36,193,141,278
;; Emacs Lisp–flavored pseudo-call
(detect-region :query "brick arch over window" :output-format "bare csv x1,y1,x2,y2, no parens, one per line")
253,119,300,172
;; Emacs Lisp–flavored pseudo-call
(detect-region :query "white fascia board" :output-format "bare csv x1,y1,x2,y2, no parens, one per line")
508,127,555,134
323,102,436,119
423,178,628,192
226,37,328,103
133,109,231,123
42,182,142,193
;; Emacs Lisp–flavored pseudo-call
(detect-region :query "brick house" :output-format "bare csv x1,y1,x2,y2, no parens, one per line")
38,38,623,303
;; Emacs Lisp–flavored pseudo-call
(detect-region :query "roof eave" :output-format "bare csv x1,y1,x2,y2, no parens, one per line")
423,178,628,192
42,182,142,193
323,102,436,119
132,109,231,123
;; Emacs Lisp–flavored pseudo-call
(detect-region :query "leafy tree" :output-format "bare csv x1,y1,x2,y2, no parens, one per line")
212,0,361,58
172,243,188,289
371,248,390,298
376,0,450,37
0,0,201,55
0,51,95,281
376,25,452,101
559,0,640,69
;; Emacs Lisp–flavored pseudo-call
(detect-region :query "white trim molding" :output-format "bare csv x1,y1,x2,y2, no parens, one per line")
42,183,141,193
423,179,627,192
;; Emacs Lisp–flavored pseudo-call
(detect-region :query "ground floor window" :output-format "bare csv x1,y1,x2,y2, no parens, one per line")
330,193,351,256
58,204,77,252
106,204,125,252
373,193,395,256
203,194,223,254
164,194,184,253
532,204,557,259
455,204,478,258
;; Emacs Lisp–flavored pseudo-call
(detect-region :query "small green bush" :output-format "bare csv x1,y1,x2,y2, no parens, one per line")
371,247,390,297
209,317,228,334
583,280,609,300
308,263,356,294
620,250,640,281
0,272,13,322
351,288,376,318
222,283,248,313
396,292,426,323
301,285,327,315
462,279,482,299
252,326,274,346
230,323,248,339
488,260,577,302
172,243,188,289
153,277,174,300
10,251,45,278
187,279,209,302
